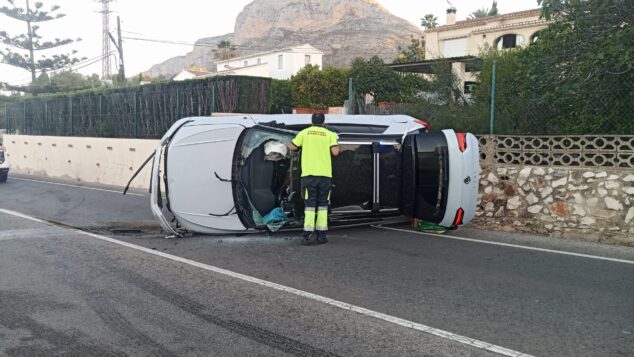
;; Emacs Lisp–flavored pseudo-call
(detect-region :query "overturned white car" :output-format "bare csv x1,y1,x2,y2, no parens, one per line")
129,115,480,236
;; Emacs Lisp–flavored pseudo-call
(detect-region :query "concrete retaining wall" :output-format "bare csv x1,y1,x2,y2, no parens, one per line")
474,165,634,246
4,135,159,189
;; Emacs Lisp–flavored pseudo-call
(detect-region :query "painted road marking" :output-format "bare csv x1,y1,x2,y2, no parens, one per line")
373,225,634,265
10,177,145,197
0,208,532,357
0,227,67,241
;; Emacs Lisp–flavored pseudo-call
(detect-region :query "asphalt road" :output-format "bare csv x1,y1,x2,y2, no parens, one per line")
1,174,633,356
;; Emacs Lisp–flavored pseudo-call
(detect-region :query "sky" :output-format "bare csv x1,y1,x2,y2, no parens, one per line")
0,0,540,86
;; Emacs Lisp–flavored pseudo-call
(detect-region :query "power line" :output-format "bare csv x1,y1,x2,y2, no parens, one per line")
121,30,144,36
122,36,251,49
5,52,115,86
72,52,117,72
122,36,220,47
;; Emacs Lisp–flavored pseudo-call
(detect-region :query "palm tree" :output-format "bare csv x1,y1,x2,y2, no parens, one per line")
213,40,238,61
468,0,499,19
420,14,439,29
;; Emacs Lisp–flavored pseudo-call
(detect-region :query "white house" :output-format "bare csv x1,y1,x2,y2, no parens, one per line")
172,67,213,81
214,44,323,80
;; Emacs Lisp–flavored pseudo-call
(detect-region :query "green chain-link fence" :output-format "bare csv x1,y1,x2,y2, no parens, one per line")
353,58,633,136
3,76,271,139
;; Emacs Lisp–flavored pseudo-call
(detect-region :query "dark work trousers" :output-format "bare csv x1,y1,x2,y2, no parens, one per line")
301,176,332,238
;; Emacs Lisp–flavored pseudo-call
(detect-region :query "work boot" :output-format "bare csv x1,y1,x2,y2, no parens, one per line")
301,231,315,246
316,231,328,244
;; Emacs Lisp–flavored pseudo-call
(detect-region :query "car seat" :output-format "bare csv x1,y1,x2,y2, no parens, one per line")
243,145,277,215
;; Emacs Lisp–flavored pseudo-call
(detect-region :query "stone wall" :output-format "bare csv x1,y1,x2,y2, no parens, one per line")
474,166,634,246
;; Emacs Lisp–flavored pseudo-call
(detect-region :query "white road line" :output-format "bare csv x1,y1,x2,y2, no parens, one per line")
373,225,634,265
10,177,145,197
0,208,532,357
0,228,66,241
0,208,49,224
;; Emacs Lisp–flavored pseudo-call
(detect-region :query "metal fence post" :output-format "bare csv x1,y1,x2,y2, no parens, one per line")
134,92,139,138
489,59,497,135
44,100,48,135
23,101,26,134
69,97,73,136
29,101,33,134
211,84,216,115
99,95,102,137
4,103,8,135
348,78,353,114
176,88,180,119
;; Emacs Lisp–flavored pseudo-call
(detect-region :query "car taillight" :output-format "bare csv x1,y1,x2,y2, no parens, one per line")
456,132,467,152
453,208,464,226
414,119,431,131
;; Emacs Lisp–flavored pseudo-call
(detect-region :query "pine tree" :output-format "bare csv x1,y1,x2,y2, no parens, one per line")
0,0,83,88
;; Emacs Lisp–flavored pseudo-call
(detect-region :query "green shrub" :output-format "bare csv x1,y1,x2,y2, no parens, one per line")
291,65,349,108
270,79,292,114
350,57,403,103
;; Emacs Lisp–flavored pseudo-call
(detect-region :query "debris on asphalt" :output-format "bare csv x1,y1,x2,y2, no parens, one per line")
413,219,447,234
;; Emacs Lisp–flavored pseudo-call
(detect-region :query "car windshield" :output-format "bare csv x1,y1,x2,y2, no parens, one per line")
239,128,292,162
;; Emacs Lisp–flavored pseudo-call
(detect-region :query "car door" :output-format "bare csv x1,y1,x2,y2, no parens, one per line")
330,137,402,214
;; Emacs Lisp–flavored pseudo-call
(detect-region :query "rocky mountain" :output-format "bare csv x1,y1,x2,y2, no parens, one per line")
144,0,422,78
144,34,233,78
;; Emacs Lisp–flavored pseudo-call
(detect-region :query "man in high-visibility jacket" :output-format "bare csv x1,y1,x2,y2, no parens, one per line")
289,113,340,245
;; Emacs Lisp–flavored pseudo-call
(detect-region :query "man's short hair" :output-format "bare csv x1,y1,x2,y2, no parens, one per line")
312,112,325,125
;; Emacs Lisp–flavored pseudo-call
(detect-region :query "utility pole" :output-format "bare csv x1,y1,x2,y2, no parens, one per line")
116,16,125,81
99,0,113,80
107,16,125,82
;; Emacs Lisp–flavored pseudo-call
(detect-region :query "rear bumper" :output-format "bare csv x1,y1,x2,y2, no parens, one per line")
439,131,480,227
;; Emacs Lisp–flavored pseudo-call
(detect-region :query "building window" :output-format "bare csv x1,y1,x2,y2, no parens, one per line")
305,55,311,65
278,55,284,70
530,31,543,44
495,34,525,50
464,81,478,94
443,38,468,58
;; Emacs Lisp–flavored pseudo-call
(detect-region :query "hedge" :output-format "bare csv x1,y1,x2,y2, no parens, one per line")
4,76,271,139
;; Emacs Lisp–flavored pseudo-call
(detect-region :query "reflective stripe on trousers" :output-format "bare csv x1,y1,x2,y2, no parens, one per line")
304,207,329,232
301,176,331,233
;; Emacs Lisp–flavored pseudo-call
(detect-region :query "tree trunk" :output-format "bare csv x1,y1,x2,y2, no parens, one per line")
26,0,36,85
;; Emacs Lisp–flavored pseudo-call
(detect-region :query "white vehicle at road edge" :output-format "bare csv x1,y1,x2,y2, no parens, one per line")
134,114,480,236
0,146,9,183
